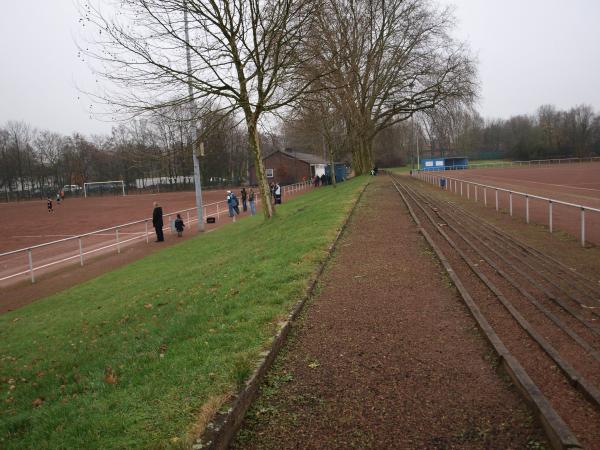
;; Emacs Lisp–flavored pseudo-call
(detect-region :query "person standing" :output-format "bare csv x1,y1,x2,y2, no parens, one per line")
47,197,54,213
232,191,240,215
174,213,185,237
269,182,275,203
56,192,61,205
227,190,239,219
241,187,247,212
274,182,282,204
152,201,164,242
248,188,256,215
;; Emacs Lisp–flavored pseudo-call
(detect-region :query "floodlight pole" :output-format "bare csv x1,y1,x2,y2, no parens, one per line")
184,1,205,232
416,129,420,171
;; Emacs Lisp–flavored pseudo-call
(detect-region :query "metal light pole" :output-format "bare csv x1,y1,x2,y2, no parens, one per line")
184,1,205,231
416,129,420,171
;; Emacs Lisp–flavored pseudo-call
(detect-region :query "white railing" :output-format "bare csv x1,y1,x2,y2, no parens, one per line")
415,172,600,247
469,156,600,169
0,181,312,284
418,156,600,172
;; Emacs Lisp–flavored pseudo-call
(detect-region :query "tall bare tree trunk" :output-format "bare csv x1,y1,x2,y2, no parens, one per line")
326,137,337,188
247,120,274,219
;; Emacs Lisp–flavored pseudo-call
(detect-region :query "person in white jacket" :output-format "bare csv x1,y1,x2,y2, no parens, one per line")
274,182,282,204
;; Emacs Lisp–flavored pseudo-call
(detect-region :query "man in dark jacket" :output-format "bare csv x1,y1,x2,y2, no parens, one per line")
152,201,164,242
241,187,247,212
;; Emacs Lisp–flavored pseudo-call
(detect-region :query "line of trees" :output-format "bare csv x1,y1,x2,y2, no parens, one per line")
410,103,600,163
3,101,598,202
0,112,251,201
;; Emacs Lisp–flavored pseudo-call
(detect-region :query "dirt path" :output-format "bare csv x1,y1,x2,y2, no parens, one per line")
233,176,547,449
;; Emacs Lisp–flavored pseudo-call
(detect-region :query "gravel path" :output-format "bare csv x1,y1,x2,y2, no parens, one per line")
233,177,547,449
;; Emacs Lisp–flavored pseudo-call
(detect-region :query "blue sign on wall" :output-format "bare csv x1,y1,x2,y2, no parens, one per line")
421,157,468,171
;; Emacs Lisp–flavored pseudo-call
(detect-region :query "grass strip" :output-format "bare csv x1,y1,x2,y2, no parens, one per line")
0,177,367,449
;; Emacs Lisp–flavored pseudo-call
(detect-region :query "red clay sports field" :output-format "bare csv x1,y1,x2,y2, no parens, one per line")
423,161,600,245
0,183,312,289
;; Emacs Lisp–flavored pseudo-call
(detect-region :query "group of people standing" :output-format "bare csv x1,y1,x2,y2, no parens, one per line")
227,187,257,218
312,174,331,187
269,182,282,204
228,182,283,219
152,201,184,242
151,184,267,242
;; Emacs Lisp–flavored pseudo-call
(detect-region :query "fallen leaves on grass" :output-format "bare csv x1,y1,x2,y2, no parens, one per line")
104,366,118,385
308,361,320,369
32,397,44,408
159,343,168,358
144,303,153,309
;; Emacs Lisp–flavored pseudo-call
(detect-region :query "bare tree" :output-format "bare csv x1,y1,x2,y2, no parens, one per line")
33,130,64,196
0,128,12,201
308,0,477,174
5,121,35,193
285,96,346,186
81,0,322,218
564,105,595,157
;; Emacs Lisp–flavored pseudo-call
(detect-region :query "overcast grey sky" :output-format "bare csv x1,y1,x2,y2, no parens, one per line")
445,0,600,120
1,0,599,136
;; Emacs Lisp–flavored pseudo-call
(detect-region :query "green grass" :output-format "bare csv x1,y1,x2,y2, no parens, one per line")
387,166,413,174
0,177,368,449
388,160,514,174
469,159,512,167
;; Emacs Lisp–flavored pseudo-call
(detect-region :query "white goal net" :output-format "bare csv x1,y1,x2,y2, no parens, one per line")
83,180,126,198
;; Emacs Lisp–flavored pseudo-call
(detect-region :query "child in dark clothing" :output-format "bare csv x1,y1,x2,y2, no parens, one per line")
174,214,185,237
47,198,53,213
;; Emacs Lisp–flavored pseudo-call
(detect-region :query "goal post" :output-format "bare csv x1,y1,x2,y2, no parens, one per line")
84,180,126,198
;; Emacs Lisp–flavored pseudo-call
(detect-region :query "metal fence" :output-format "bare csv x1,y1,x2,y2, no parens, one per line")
419,156,600,172
0,181,312,285
468,156,600,169
416,172,600,247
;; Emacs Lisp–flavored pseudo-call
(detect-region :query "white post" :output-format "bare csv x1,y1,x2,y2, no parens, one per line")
474,186,478,202
467,184,470,200
145,220,149,243
28,249,35,283
187,210,190,224
169,215,173,234
79,237,84,266
525,196,529,223
116,229,120,254
549,201,553,233
509,192,513,216
460,182,463,196
581,208,586,247
484,188,487,206
495,190,499,211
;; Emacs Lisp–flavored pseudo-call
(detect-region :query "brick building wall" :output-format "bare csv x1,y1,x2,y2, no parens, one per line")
249,151,312,185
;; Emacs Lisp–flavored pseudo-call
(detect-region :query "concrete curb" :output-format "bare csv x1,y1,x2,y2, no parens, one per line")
192,182,370,450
